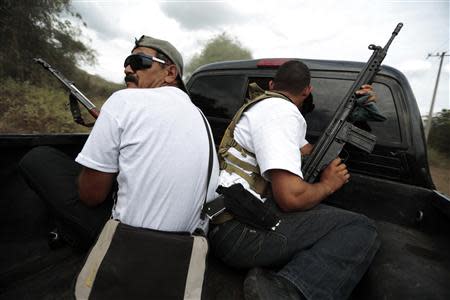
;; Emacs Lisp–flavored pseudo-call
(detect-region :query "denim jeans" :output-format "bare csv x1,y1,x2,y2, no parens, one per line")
19,146,113,249
209,199,380,300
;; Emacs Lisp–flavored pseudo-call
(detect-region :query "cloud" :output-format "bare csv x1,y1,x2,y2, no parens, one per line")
159,0,247,30
70,1,129,40
66,0,448,114
397,59,432,73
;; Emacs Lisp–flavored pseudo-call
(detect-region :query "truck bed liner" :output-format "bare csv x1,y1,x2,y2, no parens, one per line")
1,221,449,300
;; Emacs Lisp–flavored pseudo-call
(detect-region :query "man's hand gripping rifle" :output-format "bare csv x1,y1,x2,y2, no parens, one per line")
33,58,99,127
302,23,403,183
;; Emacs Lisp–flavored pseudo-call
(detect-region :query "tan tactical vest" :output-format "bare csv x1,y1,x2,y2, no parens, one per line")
218,83,292,197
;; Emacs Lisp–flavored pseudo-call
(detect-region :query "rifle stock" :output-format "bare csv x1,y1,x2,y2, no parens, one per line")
302,23,403,183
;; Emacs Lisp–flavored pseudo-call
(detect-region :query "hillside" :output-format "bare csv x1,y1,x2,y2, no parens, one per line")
0,67,122,134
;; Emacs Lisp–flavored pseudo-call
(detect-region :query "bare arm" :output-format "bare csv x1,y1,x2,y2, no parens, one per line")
300,143,314,156
78,167,116,207
356,84,377,103
268,158,349,212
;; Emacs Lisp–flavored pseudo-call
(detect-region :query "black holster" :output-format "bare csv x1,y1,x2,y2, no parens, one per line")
217,184,281,231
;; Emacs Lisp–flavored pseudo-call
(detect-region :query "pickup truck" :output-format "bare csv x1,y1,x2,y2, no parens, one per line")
1,58,449,299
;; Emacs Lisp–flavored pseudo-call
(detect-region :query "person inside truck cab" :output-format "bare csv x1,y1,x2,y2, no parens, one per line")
299,83,376,157
208,60,380,300
18,35,219,249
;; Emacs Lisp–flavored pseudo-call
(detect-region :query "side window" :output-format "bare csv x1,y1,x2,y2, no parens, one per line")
189,74,247,119
304,77,401,146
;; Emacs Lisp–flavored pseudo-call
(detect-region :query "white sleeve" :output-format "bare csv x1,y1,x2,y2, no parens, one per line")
75,108,121,173
251,111,305,180
299,136,309,149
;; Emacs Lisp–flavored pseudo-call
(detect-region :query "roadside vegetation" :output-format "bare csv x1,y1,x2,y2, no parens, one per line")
185,32,252,79
1,1,447,194
0,3,249,134
428,149,450,196
427,109,450,195
0,0,121,134
0,77,119,133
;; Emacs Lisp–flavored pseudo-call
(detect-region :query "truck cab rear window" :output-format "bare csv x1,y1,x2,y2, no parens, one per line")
248,75,402,146
189,74,246,119
190,73,401,147
305,77,401,146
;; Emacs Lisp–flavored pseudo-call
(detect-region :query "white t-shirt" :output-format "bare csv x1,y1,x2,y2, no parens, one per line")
219,97,308,201
76,87,219,233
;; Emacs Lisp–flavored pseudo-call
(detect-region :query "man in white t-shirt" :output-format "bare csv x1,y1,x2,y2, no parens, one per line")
19,35,218,248
209,61,380,300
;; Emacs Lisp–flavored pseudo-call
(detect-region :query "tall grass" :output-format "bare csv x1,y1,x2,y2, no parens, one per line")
0,76,122,134
0,78,89,133
428,147,450,169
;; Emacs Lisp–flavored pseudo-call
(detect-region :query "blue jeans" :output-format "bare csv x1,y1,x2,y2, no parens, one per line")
209,199,380,300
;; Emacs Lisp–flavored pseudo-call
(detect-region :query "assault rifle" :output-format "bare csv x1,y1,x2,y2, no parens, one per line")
33,58,99,127
302,23,403,182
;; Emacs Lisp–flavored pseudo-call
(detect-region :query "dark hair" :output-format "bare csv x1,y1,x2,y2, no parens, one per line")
273,60,311,95
155,51,173,65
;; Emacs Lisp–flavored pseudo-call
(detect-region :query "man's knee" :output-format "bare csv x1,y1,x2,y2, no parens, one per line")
322,206,377,232
348,212,377,228
19,146,78,180
19,146,59,176
345,212,380,251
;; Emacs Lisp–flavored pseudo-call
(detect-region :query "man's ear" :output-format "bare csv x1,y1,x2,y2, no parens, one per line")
269,80,275,90
164,64,178,84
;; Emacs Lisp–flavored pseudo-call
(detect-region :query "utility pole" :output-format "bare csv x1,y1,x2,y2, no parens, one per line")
425,51,449,141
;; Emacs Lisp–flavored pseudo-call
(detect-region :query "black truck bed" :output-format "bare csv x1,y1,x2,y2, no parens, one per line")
2,220,449,299
1,144,449,299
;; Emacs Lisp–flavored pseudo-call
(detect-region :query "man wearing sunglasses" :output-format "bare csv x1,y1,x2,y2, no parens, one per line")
19,36,219,249
123,40,187,91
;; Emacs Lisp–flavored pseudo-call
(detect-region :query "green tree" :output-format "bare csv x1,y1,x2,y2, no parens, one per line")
0,0,122,134
428,109,450,155
185,33,252,78
0,0,94,83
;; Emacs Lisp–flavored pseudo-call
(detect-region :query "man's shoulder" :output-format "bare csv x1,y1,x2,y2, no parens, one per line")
105,87,187,108
110,87,163,98
247,97,300,118
239,97,306,134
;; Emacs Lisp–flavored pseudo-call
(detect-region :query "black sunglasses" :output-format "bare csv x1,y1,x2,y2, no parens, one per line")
124,53,166,71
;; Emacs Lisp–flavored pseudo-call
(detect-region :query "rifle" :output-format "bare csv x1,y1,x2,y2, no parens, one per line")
301,23,403,183
33,58,99,127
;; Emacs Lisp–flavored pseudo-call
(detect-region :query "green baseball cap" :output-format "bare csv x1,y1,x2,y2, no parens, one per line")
134,35,187,93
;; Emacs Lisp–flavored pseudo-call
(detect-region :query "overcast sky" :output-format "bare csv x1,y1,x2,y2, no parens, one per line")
69,0,449,115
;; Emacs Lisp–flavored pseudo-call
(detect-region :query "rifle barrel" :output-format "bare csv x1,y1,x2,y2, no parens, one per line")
301,23,403,182
33,58,99,120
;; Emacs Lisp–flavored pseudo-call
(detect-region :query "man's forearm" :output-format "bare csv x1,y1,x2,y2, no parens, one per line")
269,169,331,212
288,181,334,210
300,143,313,156
269,158,348,212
